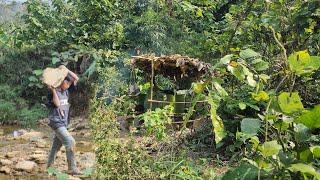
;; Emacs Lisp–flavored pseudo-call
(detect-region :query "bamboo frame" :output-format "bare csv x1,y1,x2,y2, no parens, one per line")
150,59,155,109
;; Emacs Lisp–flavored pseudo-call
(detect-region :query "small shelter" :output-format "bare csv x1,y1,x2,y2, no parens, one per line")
131,54,211,79
130,54,211,116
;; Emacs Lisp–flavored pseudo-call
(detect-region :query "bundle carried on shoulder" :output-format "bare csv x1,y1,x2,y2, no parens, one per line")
42,65,69,88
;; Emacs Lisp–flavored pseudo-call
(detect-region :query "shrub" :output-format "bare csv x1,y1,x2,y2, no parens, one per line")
90,99,154,179
18,104,47,128
0,84,47,126
0,100,18,123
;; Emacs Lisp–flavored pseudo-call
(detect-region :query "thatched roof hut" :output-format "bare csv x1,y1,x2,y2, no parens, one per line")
131,54,211,79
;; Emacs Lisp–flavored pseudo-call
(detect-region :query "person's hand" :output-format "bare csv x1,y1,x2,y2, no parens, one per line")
47,85,55,92
59,65,69,71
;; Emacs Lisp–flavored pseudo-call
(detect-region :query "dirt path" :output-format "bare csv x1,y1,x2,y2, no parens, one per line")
0,117,95,180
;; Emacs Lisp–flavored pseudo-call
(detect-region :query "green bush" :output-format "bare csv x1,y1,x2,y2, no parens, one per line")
0,84,21,100
0,84,47,126
0,100,18,123
90,99,156,179
18,104,47,128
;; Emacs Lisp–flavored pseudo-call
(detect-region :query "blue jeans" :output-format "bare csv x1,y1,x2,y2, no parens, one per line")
47,126,77,171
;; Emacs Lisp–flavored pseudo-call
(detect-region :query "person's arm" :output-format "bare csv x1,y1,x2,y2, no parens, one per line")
50,87,60,107
68,70,79,86
59,65,79,85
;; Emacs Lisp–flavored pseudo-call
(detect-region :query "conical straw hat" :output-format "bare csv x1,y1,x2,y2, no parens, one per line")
42,65,69,88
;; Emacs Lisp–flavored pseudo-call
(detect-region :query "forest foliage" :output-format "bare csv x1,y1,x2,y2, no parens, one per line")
1,0,320,179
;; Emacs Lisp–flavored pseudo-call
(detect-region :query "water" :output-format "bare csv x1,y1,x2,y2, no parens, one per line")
0,124,94,179
0,174,55,180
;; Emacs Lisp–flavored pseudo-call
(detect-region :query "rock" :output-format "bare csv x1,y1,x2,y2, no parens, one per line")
0,129,3,136
29,154,47,164
35,140,48,148
5,151,19,158
77,141,91,146
79,152,95,168
6,137,15,141
0,159,13,166
34,150,46,154
15,160,37,173
17,129,28,136
68,175,82,180
0,166,11,174
75,123,86,130
20,131,44,141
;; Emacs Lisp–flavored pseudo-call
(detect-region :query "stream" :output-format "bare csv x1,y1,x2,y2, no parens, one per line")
0,117,95,180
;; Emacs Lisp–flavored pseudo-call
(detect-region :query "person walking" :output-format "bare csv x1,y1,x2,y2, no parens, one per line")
43,65,81,175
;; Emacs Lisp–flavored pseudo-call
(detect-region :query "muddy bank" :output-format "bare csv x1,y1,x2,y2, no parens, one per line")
0,117,95,179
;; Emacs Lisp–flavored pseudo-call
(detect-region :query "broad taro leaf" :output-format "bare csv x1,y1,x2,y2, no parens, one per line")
288,50,320,76
294,123,310,143
289,163,320,179
278,92,304,114
279,151,295,166
241,118,261,136
220,54,233,64
33,69,43,76
298,148,313,163
295,105,320,129
240,49,260,59
252,58,269,71
259,141,282,157
227,63,246,81
222,162,267,180
52,57,60,65
310,146,320,158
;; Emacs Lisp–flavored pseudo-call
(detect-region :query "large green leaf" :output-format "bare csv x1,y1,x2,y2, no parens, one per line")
310,146,320,158
252,58,269,71
259,141,282,157
220,54,233,64
295,105,320,129
278,92,304,114
298,148,313,163
289,163,320,179
294,124,310,143
241,118,261,136
32,69,43,76
240,49,260,59
227,64,245,80
52,57,60,65
288,50,320,76
222,162,267,180
208,93,225,144
28,76,38,82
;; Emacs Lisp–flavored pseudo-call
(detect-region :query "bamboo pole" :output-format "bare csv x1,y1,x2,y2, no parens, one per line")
150,59,155,110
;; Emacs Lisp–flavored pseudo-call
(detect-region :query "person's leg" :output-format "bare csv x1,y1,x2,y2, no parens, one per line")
54,126,79,174
47,134,62,168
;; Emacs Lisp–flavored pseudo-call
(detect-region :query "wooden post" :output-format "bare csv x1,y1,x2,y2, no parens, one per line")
150,59,155,110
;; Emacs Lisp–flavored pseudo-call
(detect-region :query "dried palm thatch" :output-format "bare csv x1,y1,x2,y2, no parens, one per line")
131,54,211,78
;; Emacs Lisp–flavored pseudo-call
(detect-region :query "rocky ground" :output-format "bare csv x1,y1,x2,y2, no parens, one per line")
0,117,95,180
